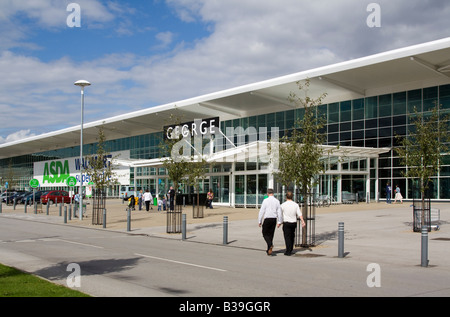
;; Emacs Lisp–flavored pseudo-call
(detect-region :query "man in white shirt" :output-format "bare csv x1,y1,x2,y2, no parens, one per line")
281,191,306,256
258,188,283,256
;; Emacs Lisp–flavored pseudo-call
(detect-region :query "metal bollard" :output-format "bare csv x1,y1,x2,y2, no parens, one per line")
34,202,37,214
64,206,67,224
338,222,345,258
59,203,62,216
0,202,2,213
182,214,186,240
421,226,429,267
68,205,71,220
24,203,27,214
13,198,16,210
103,209,106,229
46,202,49,215
223,216,228,245
127,208,131,232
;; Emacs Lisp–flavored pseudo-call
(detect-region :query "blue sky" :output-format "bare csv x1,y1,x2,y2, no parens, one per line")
1,0,449,144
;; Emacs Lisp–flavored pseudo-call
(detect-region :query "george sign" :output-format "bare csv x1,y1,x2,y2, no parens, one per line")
29,179,39,189
164,117,219,140
66,176,77,187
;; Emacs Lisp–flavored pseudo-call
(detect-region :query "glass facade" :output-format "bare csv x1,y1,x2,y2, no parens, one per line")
1,84,449,202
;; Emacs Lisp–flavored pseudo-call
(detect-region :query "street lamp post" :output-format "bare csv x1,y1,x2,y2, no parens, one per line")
74,80,91,220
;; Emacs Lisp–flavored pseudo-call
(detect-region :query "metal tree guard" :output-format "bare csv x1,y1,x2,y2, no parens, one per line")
296,191,316,247
92,189,106,225
167,195,183,233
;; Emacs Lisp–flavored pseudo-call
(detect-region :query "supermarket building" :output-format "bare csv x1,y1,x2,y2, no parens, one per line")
1,38,450,206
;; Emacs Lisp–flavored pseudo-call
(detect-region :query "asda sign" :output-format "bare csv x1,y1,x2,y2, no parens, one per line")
33,151,130,188
42,160,71,184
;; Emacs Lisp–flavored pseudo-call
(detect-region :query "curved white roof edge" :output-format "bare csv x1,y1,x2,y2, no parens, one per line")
2,37,450,150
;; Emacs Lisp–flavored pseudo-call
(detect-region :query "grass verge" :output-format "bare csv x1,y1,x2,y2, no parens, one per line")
0,263,90,297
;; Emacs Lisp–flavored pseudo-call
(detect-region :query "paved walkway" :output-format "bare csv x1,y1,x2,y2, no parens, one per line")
2,199,449,262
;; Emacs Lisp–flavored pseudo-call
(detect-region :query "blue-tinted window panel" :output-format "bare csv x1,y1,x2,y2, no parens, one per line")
440,84,450,109
365,119,377,129
328,123,339,133
379,127,391,137
365,129,378,138
407,89,422,113
423,86,438,112
379,94,392,117
352,120,364,130
378,117,392,128
340,100,351,122
328,103,339,123
365,96,377,119
393,92,406,115
340,122,351,131
353,99,364,120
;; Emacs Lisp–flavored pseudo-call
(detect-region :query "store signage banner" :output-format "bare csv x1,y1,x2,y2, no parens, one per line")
33,150,130,187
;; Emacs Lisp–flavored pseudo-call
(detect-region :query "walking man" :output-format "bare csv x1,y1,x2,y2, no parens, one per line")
281,191,305,256
258,189,283,256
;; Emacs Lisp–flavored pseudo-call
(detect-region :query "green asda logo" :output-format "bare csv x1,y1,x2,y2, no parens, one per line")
43,160,70,184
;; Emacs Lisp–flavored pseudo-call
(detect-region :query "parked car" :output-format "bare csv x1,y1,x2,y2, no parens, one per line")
3,191,26,204
40,190,72,205
15,191,33,204
23,191,48,205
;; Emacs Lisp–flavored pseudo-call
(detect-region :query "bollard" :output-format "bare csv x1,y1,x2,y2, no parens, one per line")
13,198,16,210
103,208,106,229
127,208,131,232
182,214,186,240
223,216,228,245
0,202,2,213
24,202,27,214
46,202,49,215
338,222,344,258
64,206,67,224
34,202,37,214
68,205,71,220
421,226,429,267
59,203,62,216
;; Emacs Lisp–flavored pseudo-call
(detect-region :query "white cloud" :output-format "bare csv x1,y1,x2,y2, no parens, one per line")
0,129,36,144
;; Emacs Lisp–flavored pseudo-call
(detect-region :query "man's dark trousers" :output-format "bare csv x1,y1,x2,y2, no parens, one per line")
283,222,297,254
262,218,277,252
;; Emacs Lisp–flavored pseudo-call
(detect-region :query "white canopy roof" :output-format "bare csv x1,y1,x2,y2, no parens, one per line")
1,37,450,159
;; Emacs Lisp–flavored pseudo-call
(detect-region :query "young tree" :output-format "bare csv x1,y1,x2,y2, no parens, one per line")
84,124,118,224
275,79,328,246
395,105,450,225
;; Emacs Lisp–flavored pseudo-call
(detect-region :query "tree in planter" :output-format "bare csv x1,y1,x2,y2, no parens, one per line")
84,124,118,224
185,160,209,218
274,79,328,246
395,104,449,228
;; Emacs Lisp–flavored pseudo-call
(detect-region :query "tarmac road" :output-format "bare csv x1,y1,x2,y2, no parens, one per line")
0,200,449,298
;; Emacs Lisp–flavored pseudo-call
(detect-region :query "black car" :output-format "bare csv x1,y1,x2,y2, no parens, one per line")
2,191,25,204
15,191,33,204
23,191,48,205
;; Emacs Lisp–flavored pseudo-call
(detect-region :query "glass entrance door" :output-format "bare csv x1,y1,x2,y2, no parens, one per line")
211,175,230,204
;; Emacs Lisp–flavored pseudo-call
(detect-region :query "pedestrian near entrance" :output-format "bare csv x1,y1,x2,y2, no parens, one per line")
386,182,392,204
207,189,214,209
143,189,153,212
168,186,175,211
258,189,283,256
281,191,306,256
394,185,403,204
